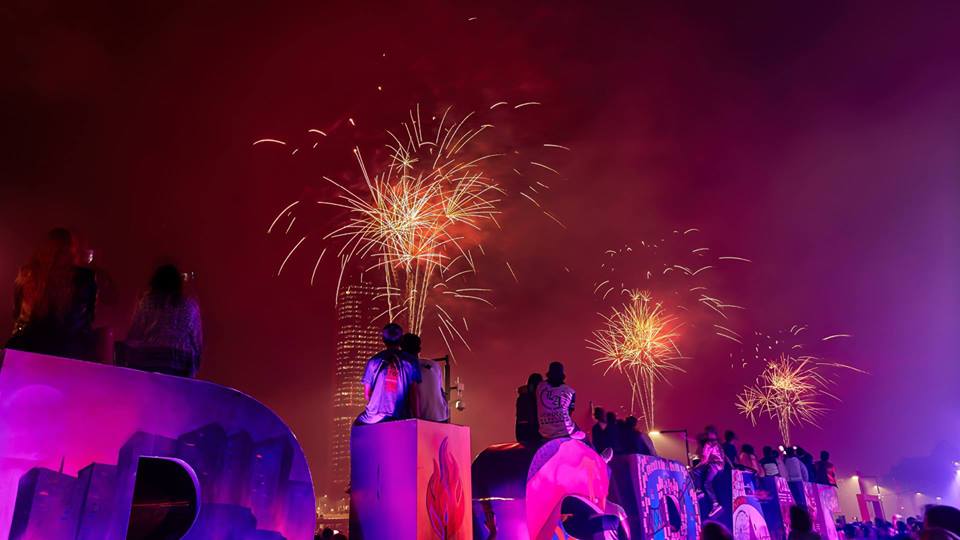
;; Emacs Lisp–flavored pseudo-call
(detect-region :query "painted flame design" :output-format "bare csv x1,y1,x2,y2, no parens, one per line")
426,437,465,539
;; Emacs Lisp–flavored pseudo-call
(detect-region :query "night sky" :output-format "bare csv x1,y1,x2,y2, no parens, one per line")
2,1,958,498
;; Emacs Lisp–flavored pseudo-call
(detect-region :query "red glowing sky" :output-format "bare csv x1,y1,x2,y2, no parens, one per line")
2,1,958,495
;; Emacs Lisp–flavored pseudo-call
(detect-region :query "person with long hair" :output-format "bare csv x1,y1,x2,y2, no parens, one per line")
515,372,544,445
8,228,97,360
122,264,202,377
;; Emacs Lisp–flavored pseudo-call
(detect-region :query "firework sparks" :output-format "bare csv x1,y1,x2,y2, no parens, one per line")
267,105,565,349
736,338,864,445
594,229,749,342
587,292,685,432
317,108,505,335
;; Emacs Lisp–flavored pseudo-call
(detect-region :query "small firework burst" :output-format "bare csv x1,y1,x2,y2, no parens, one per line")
737,353,864,445
587,291,685,431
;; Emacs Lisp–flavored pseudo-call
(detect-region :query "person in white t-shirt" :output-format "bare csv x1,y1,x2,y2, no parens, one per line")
536,362,585,440
401,333,450,422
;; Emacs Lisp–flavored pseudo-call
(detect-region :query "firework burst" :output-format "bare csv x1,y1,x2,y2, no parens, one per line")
735,327,864,445
265,105,566,354
587,291,685,431
320,108,503,337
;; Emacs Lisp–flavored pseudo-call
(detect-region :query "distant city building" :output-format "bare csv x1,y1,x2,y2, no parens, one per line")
9,465,78,540
329,275,383,497
250,436,294,531
74,463,118,540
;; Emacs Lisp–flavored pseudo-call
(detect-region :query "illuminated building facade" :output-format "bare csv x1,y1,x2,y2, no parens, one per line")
329,276,383,497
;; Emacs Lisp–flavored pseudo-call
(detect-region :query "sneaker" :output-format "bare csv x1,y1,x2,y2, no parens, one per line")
708,503,722,517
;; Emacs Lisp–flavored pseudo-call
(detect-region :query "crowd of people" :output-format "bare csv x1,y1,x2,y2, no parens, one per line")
681,425,840,518
701,504,960,540
509,361,840,518
6,227,204,377
835,506,960,540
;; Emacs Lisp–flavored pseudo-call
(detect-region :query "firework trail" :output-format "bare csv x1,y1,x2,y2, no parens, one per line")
735,327,864,445
587,291,685,432
264,105,566,353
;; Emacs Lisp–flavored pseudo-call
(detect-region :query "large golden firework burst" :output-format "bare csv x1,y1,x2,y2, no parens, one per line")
321,108,502,338
587,291,685,432
266,103,568,355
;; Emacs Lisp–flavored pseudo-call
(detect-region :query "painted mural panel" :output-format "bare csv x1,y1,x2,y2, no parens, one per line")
349,419,472,540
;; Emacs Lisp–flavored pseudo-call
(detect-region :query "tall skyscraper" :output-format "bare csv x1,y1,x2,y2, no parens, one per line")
329,275,383,497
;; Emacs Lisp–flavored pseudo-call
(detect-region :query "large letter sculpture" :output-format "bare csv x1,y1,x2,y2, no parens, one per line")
0,350,316,539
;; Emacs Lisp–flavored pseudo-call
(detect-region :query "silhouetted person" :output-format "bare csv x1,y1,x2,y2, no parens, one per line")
789,505,822,540
8,228,97,360
604,411,621,453
920,529,960,540
515,372,542,444
619,415,654,456
797,447,817,481
739,444,761,475
694,427,724,517
814,451,836,486
403,333,449,422
925,506,960,537
761,446,781,477
723,431,738,465
703,521,734,540
536,362,583,439
356,323,421,424
784,447,809,482
591,407,608,452
893,521,911,540
121,264,202,377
